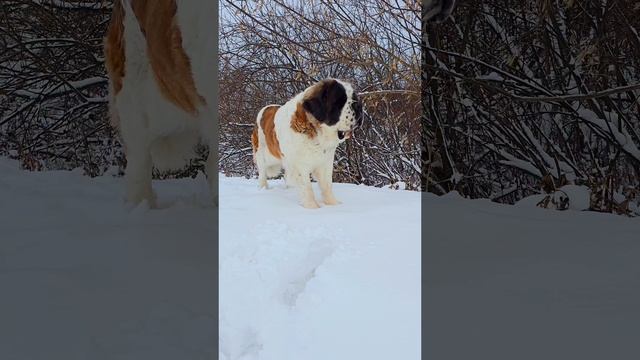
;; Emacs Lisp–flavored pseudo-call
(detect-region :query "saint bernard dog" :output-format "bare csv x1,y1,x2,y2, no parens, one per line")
251,79,363,209
104,0,216,207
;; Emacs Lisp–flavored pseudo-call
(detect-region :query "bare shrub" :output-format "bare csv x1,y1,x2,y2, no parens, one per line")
219,0,421,189
424,0,640,215
0,0,119,176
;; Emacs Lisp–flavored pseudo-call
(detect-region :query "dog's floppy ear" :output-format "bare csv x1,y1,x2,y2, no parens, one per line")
302,79,347,126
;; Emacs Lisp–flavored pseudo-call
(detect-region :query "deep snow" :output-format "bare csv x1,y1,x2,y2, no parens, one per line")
219,175,421,360
424,191,640,360
0,158,217,360
5,155,637,360
0,158,421,360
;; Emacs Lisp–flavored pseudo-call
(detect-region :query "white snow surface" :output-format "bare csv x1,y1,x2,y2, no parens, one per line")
515,184,592,211
0,158,217,360
424,191,640,359
0,157,421,360
8,153,638,360
219,175,421,360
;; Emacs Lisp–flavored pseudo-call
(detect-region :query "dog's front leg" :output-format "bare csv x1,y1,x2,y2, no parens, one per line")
293,166,319,209
283,166,294,189
315,160,340,206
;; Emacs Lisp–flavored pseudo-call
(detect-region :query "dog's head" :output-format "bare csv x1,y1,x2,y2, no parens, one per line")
302,79,363,141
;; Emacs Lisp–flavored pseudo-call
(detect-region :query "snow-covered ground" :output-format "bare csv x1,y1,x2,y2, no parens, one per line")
0,158,217,359
424,191,640,359
0,158,421,360
219,175,421,360
5,155,637,360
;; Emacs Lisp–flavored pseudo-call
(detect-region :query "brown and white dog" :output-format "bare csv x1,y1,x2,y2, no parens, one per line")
104,0,216,207
251,79,363,209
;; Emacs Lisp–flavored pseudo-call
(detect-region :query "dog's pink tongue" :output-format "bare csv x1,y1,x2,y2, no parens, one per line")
345,131,352,139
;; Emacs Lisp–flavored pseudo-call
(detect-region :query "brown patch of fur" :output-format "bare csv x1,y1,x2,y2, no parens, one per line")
259,106,283,159
132,0,204,114
104,0,125,94
291,103,318,138
105,0,205,115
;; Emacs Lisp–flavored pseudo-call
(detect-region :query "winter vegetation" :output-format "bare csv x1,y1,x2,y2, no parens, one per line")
0,156,419,359
0,1,119,176
424,1,640,216
219,0,421,189
1,0,422,190
0,157,217,359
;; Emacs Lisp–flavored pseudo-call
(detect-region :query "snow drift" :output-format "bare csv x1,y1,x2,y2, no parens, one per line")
219,175,421,360
0,158,421,360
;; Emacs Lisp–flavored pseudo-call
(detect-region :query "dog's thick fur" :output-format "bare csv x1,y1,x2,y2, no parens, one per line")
252,79,363,209
104,0,216,207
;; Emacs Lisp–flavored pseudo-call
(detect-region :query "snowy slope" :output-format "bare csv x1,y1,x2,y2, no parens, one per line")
219,175,421,360
11,155,635,360
424,192,640,360
0,158,217,360
0,158,421,360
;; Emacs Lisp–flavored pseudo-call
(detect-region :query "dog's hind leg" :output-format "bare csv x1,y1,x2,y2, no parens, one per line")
122,132,156,207
115,92,157,207
258,173,268,189
255,154,269,189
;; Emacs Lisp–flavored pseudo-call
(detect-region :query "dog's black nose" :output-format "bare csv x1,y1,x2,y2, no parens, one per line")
338,131,345,140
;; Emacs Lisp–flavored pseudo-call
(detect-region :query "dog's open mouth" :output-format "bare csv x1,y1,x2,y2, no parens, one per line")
338,131,352,140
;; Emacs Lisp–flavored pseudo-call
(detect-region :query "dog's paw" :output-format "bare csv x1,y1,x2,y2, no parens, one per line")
323,197,342,206
302,199,321,209
124,190,157,209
